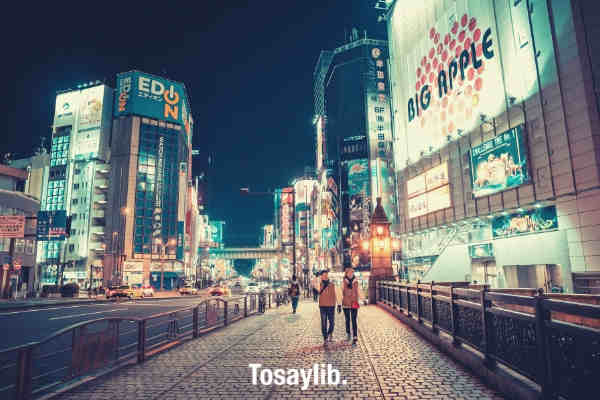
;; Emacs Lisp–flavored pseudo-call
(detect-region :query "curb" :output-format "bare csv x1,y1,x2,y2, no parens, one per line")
0,294,206,312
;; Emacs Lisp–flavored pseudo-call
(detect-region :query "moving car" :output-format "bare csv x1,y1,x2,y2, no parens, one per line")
208,285,226,296
106,285,136,299
179,284,198,295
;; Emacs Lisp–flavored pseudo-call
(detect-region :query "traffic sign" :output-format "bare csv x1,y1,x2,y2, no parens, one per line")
14,264,21,271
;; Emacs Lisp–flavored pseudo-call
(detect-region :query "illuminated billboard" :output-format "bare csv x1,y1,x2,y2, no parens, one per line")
54,92,79,127
470,125,529,198
280,188,294,245
388,0,551,167
115,71,191,132
210,221,225,246
316,116,325,170
406,163,451,219
347,159,369,196
78,85,104,131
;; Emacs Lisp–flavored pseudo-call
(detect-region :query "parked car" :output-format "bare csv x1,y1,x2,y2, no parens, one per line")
208,285,226,296
141,285,154,297
179,284,198,295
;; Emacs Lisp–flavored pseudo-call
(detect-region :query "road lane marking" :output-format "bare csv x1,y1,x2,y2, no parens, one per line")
0,302,119,316
48,308,128,320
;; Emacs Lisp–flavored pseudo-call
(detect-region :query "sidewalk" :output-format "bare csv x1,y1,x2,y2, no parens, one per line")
56,300,504,400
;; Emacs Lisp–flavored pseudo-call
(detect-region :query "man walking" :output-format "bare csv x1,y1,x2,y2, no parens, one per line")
288,275,300,314
311,272,320,302
318,269,341,346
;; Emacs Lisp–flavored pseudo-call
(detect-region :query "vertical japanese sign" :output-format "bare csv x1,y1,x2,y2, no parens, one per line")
177,221,184,260
280,188,294,245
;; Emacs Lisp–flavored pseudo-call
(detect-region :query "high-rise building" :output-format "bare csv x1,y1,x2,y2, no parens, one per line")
383,0,600,292
38,82,113,287
107,70,193,290
314,32,397,270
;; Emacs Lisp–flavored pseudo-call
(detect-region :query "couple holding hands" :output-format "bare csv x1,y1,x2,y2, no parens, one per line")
317,266,363,346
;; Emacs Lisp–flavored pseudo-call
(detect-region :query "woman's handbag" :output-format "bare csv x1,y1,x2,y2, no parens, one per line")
351,301,360,309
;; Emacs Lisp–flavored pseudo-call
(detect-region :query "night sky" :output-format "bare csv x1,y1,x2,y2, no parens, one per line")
6,1,385,246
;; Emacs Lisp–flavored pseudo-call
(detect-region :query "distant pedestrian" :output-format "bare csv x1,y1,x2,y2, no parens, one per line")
318,269,341,346
311,272,320,302
288,275,300,314
341,266,362,345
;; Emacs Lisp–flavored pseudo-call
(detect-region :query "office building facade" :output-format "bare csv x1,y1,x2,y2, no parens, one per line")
383,0,600,292
38,82,113,287
107,70,193,289
314,32,398,271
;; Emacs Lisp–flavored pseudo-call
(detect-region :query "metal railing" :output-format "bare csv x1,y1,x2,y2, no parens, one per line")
0,292,288,400
376,281,600,400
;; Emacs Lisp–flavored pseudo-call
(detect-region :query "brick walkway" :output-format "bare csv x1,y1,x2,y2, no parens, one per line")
57,300,504,400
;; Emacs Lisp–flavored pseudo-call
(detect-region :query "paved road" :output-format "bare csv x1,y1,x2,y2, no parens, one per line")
0,296,215,351
56,300,504,400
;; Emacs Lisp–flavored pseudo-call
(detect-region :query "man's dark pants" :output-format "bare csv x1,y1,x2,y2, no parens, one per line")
312,289,318,302
320,306,335,339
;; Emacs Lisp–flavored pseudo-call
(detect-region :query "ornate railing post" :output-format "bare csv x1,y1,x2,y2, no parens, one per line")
244,296,248,317
450,284,458,345
534,288,553,399
406,285,411,316
416,280,422,323
430,282,437,333
137,320,146,363
223,300,228,326
192,307,199,338
15,346,33,400
479,286,492,366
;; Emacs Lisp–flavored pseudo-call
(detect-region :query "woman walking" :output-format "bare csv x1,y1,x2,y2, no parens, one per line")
341,266,361,345
288,275,301,313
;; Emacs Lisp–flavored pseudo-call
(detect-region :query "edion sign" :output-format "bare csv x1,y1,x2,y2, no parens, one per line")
137,76,181,120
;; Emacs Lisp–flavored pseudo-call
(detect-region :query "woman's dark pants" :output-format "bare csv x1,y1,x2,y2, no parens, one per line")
343,308,358,337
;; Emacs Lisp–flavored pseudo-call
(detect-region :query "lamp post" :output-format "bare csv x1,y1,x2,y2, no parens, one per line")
118,207,128,285
240,188,296,277
367,197,395,304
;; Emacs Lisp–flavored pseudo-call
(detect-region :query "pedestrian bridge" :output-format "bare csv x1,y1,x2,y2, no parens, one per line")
209,247,281,260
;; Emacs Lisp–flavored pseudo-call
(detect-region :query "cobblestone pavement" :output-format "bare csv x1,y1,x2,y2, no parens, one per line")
57,300,504,400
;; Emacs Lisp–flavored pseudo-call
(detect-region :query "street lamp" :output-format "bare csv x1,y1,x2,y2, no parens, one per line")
367,197,394,304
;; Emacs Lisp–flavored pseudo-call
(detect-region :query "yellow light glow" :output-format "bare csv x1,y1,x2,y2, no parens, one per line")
361,241,369,251
377,226,384,235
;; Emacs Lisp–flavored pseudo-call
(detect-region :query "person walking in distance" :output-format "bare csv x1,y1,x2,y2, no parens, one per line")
342,266,362,345
311,272,320,302
288,275,300,314
318,269,341,346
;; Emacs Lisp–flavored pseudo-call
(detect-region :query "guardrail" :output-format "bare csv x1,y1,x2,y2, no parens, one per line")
0,291,288,400
376,281,600,400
